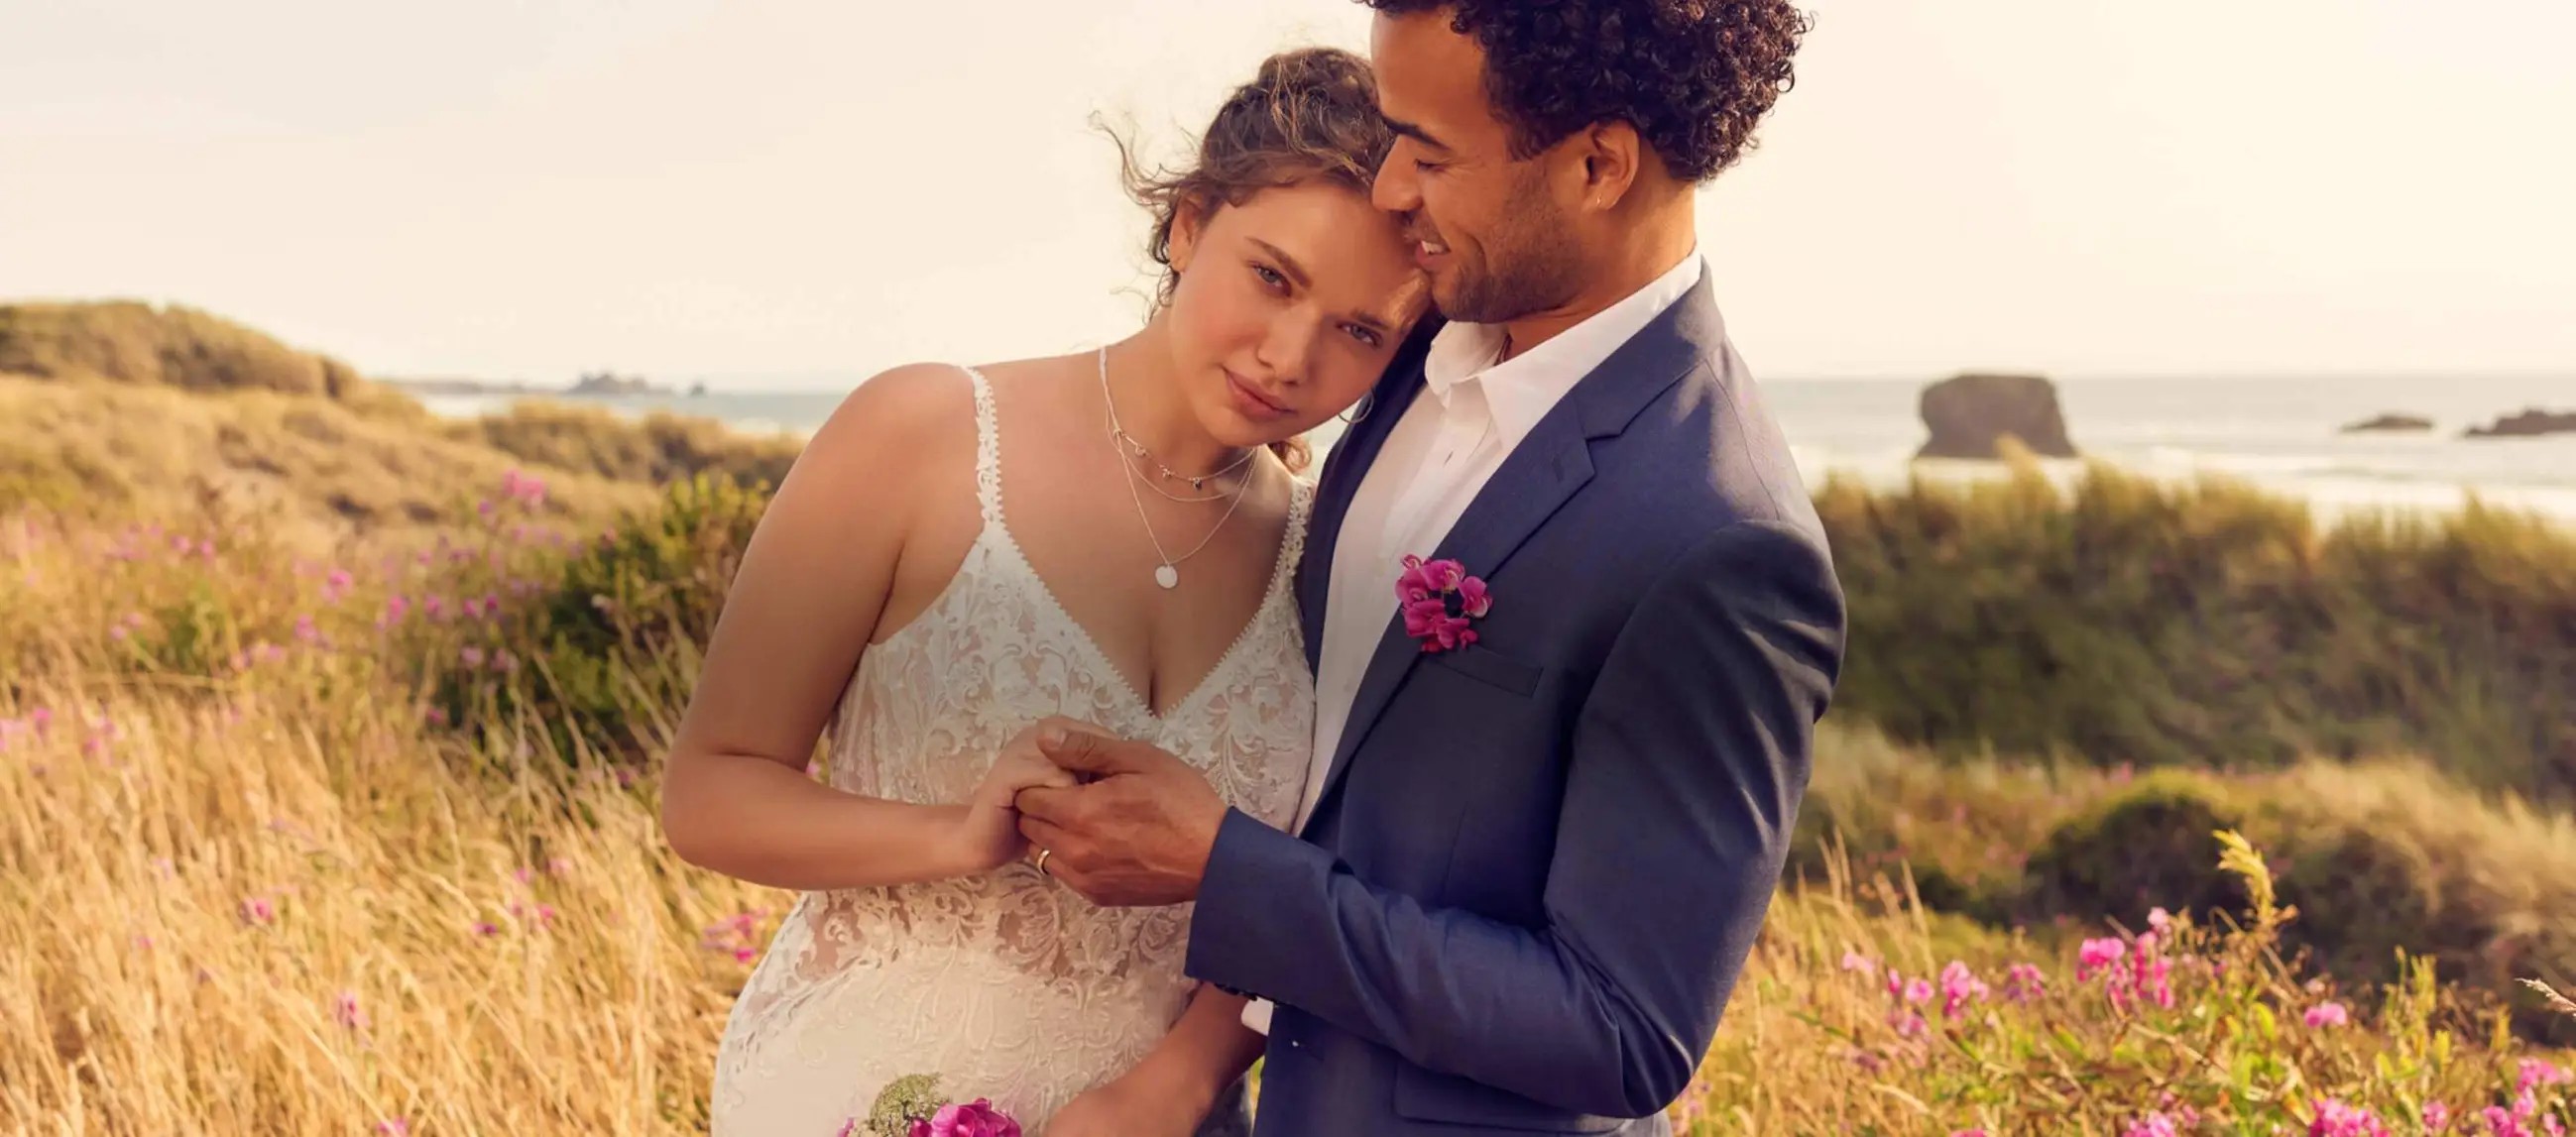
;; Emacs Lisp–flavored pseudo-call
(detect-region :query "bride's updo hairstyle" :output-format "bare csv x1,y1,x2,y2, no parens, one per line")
1111,48,1399,473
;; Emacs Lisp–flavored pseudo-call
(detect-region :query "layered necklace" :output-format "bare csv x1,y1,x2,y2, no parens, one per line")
1097,346,1258,590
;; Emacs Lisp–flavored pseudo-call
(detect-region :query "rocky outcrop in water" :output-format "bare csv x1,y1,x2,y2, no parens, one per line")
1916,373,2079,460
2340,413,2434,434
2465,408,2576,438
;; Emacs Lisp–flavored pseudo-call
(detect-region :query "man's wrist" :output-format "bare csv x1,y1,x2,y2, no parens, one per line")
1175,798,1230,899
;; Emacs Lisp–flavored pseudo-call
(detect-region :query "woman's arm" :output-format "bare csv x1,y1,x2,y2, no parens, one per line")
658,363,1003,891
1051,984,1267,1136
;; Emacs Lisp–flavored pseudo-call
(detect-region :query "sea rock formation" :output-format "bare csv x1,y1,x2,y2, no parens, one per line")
2340,413,2434,434
1916,373,2079,460
2465,408,2576,438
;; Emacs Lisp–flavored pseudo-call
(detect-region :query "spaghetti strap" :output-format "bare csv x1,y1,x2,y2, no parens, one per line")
959,365,1002,530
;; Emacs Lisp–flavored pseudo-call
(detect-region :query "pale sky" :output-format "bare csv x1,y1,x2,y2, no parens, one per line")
3,0,2571,387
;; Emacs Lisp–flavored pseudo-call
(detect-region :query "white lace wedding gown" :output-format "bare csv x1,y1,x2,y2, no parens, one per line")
710,367,1316,1135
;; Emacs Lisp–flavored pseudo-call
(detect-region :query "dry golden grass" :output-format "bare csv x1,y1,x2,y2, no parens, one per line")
7,495,2576,1134
0,376,657,549
0,668,788,1133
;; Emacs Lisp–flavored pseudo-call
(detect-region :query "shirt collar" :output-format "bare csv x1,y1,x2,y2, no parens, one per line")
1420,251,1706,445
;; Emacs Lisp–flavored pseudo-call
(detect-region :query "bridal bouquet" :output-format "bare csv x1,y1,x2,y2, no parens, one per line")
847,1074,1022,1137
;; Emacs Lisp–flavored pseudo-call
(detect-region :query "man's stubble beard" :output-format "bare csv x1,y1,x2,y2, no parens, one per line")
1433,176,1585,327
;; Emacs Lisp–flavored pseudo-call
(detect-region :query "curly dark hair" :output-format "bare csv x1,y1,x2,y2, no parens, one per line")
1360,0,1811,182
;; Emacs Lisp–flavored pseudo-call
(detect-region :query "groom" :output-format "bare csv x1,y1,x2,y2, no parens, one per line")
1016,2,1842,1133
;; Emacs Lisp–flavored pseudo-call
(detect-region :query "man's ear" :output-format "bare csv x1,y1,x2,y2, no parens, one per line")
1574,120,1645,212
1169,193,1215,273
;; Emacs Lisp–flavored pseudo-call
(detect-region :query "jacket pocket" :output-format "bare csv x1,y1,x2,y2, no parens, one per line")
1420,641,1544,697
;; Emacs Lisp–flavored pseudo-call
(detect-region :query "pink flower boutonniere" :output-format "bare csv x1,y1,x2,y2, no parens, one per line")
1397,554,1492,653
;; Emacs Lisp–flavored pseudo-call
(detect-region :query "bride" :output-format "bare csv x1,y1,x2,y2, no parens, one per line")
658,48,1431,1136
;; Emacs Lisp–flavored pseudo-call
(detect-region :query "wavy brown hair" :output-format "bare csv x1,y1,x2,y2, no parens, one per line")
1105,47,1398,472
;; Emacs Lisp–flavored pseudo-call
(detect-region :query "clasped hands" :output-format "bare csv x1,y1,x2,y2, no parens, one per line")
958,716,1228,907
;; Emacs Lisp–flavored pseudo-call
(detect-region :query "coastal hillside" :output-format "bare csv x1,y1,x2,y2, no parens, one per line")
0,302,798,539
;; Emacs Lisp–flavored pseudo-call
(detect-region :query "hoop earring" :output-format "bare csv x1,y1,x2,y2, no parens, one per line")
1338,392,1375,425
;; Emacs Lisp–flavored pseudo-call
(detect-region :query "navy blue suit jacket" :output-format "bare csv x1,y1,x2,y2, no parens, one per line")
1184,278,1847,1136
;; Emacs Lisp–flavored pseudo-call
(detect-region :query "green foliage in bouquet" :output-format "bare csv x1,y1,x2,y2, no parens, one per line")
863,1074,949,1137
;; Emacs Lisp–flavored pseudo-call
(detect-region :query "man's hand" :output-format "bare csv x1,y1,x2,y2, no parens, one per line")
1013,718,1227,907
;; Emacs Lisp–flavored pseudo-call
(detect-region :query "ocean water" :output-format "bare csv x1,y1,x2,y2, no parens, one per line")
414,372,2576,521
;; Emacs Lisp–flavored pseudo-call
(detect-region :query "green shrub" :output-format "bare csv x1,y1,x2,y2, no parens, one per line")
427,473,768,765
1817,462,2576,800
2014,769,2250,930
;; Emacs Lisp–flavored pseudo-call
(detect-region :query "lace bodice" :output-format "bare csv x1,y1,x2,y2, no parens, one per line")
711,367,1316,1135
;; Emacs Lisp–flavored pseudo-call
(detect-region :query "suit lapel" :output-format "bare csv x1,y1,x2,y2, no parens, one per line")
1296,279,1725,839
1299,352,1430,673
1299,407,1593,837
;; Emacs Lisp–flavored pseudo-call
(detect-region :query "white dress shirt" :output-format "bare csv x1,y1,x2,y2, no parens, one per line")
1240,250,1705,1036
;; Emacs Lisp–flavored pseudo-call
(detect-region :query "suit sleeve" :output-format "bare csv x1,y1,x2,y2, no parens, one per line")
1185,518,1847,1117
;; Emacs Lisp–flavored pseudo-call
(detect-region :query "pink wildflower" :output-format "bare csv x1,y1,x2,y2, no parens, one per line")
240,896,277,926
333,990,367,1032
2132,950,2174,1010
2422,1101,2450,1132
2306,1097,2389,1137
1938,961,1988,1020
2077,937,2127,980
460,645,486,669
2122,1111,2179,1137
378,1119,411,1136
2003,963,2048,1002
1841,950,1876,975
2520,1059,2571,1094
2303,1001,2349,1029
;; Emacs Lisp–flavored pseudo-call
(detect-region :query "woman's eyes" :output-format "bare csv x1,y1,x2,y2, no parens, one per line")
1250,261,1381,348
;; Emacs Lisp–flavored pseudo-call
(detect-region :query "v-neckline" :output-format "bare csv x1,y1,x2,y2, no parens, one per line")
985,480,1308,727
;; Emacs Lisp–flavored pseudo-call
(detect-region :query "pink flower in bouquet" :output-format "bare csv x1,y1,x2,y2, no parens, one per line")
914,1098,1020,1137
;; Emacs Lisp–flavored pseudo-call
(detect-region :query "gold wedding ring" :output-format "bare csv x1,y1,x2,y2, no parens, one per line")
1033,848,1053,877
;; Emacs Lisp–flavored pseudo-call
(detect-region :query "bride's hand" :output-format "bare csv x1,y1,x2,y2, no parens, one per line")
1047,1074,1203,1137
948,725,1080,874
